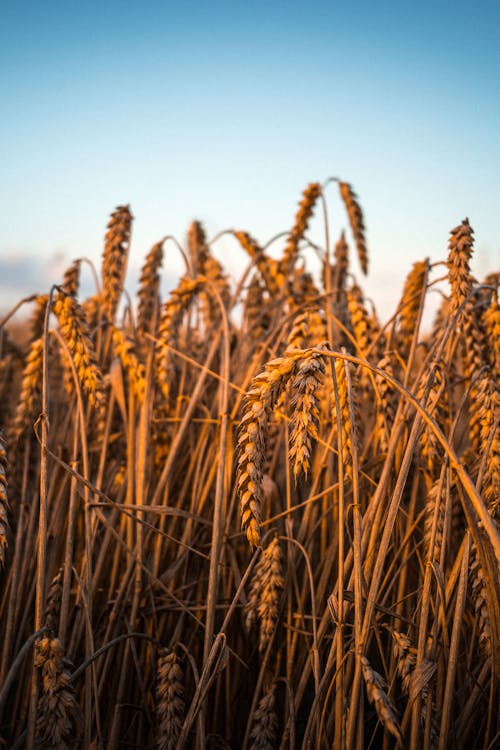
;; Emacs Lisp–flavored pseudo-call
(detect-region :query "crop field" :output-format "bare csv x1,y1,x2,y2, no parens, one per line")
0,180,498,748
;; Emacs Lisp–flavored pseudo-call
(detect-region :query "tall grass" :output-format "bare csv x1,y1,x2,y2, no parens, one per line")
0,181,498,748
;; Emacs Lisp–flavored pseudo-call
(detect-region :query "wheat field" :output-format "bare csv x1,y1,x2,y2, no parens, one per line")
0,180,498,749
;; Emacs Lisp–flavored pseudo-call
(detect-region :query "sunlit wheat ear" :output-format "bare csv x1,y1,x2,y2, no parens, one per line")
29,294,50,342
200,254,231,329
52,292,105,412
288,266,320,312
447,218,474,314
82,292,100,331
360,655,402,745
249,683,278,750
288,349,326,481
188,219,209,274
137,239,164,338
155,648,185,750
101,204,133,323
347,285,372,354
234,231,279,295
418,364,447,478
287,311,311,350
373,353,396,455
287,310,327,351
469,375,500,651
464,313,489,452
467,377,498,650
331,229,349,294
34,636,79,748
279,182,321,280
473,370,500,515
482,290,500,378
236,352,301,548
398,260,428,358
111,326,146,402
156,275,204,400
423,480,445,563
470,545,492,654
61,259,81,298
189,225,230,304
0,432,9,567
244,274,271,341
9,337,44,445
332,354,358,480
338,181,368,275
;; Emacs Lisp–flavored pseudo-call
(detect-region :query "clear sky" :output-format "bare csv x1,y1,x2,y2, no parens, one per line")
1,1,499,319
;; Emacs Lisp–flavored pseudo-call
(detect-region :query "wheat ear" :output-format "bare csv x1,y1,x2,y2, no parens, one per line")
245,536,284,652
111,325,146,402
279,182,321,280
61,259,81,298
447,218,474,314
156,275,204,400
34,636,79,748
398,260,428,358
482,290,500,379
236,350,304,548
101,204,133,322
52,292,105,411
338,181,368,275
155,648,185,750
234,230,279,294
9,338,44,445
288,348,326,480
361,654,402,745
249,683,279,749
137,240,164,338
0,432,8,567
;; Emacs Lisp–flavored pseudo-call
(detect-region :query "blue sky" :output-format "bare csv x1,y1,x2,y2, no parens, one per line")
1,1,499,318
